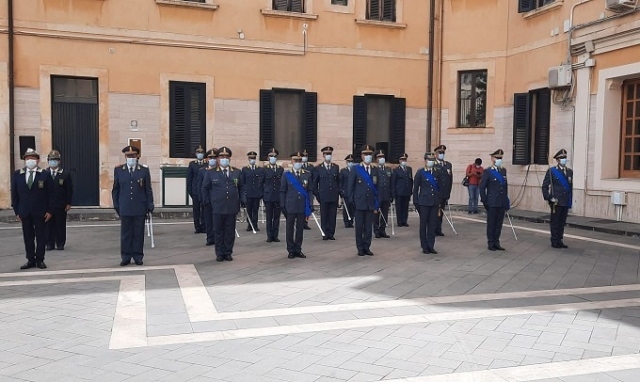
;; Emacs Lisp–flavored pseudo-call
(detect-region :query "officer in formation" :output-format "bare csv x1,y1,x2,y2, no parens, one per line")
313,146,340,240
187,146,207,234
281,151,313,259
202,147,244,261
392,153,413,227
301,149,313,230
45,150,73,251
373,150,392,239
479,149,509,251
12,148,54,270
263,148,284,243
413,152,441,254
197,149,218,246
434,145,453,236
112,145,154,266
241,151,264,232
348,144,378,257
542,149,573,249
340,154,355,228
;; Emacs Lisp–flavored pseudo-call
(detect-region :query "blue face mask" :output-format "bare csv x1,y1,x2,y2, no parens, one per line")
325,155,332,162
437,153,445,160
126,158,137,167
219,158,230,167
208,159,217,167
347,162,354,168
293,162,302,171
249,159,256,166
302,157,308,163
48,160,60,168
363,155,372,164
494,159,503,167
378,158,386,165
269,157,277,165
559,158,567,166
400,161,407,167
196,153,204,160
426,160,435,168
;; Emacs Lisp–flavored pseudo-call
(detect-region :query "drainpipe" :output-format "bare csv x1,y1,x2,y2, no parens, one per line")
426,0,436,151
8,0,15,173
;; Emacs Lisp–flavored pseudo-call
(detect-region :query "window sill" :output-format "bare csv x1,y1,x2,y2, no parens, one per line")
523,1,563,19
355,19,407,29
261,9,319,20
447,127,495,134
156,0,219,11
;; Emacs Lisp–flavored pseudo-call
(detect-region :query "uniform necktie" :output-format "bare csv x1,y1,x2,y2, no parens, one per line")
224,169,228,178
366,166,370,175
27,171,34,189
296,171,300,178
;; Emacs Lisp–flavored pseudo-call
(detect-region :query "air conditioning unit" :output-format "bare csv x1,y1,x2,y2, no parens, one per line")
606,0,637,13
548,65,572,89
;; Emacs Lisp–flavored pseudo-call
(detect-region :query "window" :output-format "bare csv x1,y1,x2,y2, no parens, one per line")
272,0,305,12
620,79,640,178
512,88,551,165
52,77,98,104
518,0,555,13
457,70,487,128
259,89,317,161
352,94,406,164
169,81,206,158
366,0,395,22
331,0,348,4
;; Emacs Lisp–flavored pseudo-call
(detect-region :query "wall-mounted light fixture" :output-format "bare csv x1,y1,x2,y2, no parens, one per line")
237,29,245,40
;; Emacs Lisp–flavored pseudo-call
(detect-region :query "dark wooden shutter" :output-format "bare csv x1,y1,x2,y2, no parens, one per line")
353,96,367,162
382,0,395,22
518,0,534,13
303,92,318,162
389,97,406,164
170,83,186,158
533,88,551,165
259,89,274,161
189,85,206,155
512,93,531,165
368,0,380,20
290,0,304,12
273,0,288,11
170,81,206,158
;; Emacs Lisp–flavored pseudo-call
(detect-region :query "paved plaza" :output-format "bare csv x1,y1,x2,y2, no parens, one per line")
1,212,640,381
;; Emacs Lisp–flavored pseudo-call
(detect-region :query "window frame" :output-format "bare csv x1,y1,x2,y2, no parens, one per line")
518,0,556,13
331,0,348,4
456,70,488,128
512,88,551,166
272,0,306,13
619,79,640,178
366,0,396,22
169,81,207,159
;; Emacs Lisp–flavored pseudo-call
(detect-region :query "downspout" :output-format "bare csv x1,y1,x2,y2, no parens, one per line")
426,0,435,151
8,0,15,173
436,0,444,143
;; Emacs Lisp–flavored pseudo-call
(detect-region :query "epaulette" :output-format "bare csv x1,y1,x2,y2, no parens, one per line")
142,164,148,168
19,168,25,174
36,168,43,173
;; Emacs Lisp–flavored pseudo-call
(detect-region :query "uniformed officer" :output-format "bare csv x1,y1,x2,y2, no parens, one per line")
45,150,73,251
11,148,54,270
347,144,379,257
301,149,314,230
413,152,442,254
542,149,573,249
241,151,264,232
392,153,413,227
187,146,207,234
112,146,154,266
434,145,453,236
479,149,509,251
263,148,284,243
313,146,340,240
340,154,355,228
373,149,392,239
281,152,313,259
198,149,218,246
202,146,245,262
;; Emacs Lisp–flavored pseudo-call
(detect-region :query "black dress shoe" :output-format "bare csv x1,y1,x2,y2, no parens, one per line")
488,246,496,251
36,262,47,269
273,238,281,242
328,237,336,240
246,227,253,232
267,238,273,243
381,233,390,238
365,250,374,256
404,223,410,227
428,249,438,255
224,255,233,261
135,260,143,266
297,252,307,258
216,256,224,262
120,260,130,266
56,246,64,251
46,246,55,251
375,233,381,239
304,225,311,230
422,249,429,254
255,228,260,232
288,253,296,259
323,236,329,241
206,241,215,246
20,262,36,270
559,242,568,248
357,251,365,256
436,232,445,237
495,245,505,251
551,243,561,248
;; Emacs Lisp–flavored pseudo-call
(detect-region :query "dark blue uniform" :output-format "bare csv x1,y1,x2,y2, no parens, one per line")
392,165,413,226
11,167,54,265
45,167,73,250
434,160,453,235
187,159,207,233
301,162,314,229
373,164,392,238
202,166,244,260
241,165,264,232
347,163,379,255
281,169,312,256
339,167,355,227
313,162,340,239
197,166,216,245
413,167,441,253
263,164,284,242
112,164,154,263
542,165,573,247
479,165,509,250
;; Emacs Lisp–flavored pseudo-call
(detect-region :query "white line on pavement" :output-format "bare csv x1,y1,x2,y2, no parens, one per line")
109,275,147,349
173,264,219,319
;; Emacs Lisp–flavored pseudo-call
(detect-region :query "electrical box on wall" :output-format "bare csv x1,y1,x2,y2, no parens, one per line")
548,65,572,89
611,191,627,205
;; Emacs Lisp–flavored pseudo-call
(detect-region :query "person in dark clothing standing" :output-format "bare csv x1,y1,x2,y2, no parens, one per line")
479,149,509,251
12,148,54,270
392,153,413,227
413,152,441,254
281,151,313,259
45,150,73,251
241,151,264,232
347,144,379,257
339,154,355,228
313,146,340,240
263,148,284,243
542,149,573,249
198,149,218,246
434,145,452,236
373,150,392,239
187,146,207,234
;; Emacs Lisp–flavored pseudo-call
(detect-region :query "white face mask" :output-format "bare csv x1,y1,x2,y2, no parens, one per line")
126,158,137,167
269,157,277,165
293,162,302,171
325,155,332,162
48,160,60,168
208,159,217,167
426,160,435,168
437,153,445,160
249,159,256,166
494,159,503,167
400,161,407,167
196,153,204,160
26,159,38,169
559,158,567,166
378,158,386,165
302,157,308,163
219,158,230,167
363,155,372,164
347,162,354,168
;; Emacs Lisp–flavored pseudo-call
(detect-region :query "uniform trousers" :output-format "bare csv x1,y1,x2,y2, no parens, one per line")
120,215,145,263
203,204,214,245
213,214,236,257
21,214,47,263
246,198,260,230
550,205,569,245
418,205,438,251
320,201,338,238
373,201,390,234
265,201,281,240
191,195,205,232
342,200,355,226
286,213,305,253
486,207,506,248
354,209,374,252
395,195,410,225
436,200,447,234
46,208,67,248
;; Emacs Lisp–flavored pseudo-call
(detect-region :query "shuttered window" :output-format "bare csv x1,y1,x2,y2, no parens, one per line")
169,81,206,159
331,0,348,4
259,89,317,161
457,70,487,128
512,88,551,165
518,0,555,13
620,79,640,178
272,0,305,12
367,0,395,22
352,94,406,164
